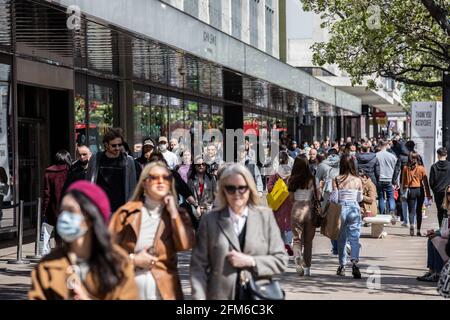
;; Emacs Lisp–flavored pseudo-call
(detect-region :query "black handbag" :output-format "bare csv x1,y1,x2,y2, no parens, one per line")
311,179,323,228
239,271,285,300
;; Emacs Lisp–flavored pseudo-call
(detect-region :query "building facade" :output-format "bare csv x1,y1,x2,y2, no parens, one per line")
279,0,404,142
0,0,360,236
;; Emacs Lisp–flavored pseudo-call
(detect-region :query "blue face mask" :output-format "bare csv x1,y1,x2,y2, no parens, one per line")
56,211,88,243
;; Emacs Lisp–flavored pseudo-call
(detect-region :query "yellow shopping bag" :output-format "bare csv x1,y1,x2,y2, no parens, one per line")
266,178,289,211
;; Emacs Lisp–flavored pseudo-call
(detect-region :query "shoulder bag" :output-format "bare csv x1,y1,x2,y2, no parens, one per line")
239,271,285,300
320,178,342,240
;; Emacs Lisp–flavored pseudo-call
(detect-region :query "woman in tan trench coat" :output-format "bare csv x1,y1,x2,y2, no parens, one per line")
109,161,195,300
29,181,138,300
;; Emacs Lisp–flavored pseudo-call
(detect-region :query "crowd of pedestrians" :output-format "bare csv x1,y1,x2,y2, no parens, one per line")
32,128,450,299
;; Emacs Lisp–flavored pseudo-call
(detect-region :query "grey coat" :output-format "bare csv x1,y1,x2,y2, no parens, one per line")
190,206,287,300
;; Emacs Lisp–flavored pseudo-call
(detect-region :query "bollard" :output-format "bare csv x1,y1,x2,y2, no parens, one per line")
8,200,30,265
26,198,42,261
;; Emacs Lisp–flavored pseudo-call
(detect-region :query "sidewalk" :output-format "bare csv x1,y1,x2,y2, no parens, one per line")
0,205,446,300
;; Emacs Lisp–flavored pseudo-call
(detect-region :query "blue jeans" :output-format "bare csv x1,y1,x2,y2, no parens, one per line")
282,231,293,245
377,182,396,215
427,238,444,273
338,201,361,266
331,240,338,254
401,199,409,224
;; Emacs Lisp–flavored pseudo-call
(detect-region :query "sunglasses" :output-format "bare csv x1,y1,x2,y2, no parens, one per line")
147,174,173,183
110,143,123,148
224,185,249,195
195,163,206,167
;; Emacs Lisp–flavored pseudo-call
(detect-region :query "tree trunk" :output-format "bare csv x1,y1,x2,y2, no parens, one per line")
443,71,450,155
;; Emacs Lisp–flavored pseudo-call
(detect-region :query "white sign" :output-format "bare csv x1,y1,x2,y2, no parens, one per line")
0,84,10,201
411,101,439,173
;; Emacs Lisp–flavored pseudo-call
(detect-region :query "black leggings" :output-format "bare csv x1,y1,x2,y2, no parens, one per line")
407,188,421,227
416,186,425,231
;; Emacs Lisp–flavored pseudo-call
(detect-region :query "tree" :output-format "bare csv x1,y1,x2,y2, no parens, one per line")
301,0,449,143
301,0,449,88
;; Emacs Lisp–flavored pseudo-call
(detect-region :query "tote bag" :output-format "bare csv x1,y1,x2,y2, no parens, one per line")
320,178,342,240
266,178,289,212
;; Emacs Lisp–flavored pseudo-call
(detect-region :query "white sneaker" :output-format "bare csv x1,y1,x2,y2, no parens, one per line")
294,256,304,276
390,212,397,225
304,267,311,276
401,222,408,227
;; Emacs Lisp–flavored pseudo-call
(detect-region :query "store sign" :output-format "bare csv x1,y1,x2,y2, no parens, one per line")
203,31,217,55
411,101,439,174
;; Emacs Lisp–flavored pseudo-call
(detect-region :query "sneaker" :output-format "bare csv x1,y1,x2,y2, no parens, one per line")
303,267,311,276
336,265,345,276
285,244,294,256
416,231,422,237
410,226,415,236
422,215,428,220
416,272,433,281
401,222,408,227
417,272,439,282
363,222,371,227
352,264,362,279
331,248,338,255
390,211,397,225
295,256,304,276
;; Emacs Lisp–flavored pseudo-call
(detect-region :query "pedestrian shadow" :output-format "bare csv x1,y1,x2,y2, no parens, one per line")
0,283,29,300
0,267,33,278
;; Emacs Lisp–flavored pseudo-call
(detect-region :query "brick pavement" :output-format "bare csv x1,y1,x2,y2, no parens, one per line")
0,205,446,300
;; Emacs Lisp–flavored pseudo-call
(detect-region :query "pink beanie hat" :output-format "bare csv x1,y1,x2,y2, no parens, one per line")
67,181,111,222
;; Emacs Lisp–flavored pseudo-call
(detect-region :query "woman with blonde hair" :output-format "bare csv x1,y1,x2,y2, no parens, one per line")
190,163,287,300
109,161,195,300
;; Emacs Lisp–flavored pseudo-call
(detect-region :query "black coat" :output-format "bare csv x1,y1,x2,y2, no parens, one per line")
429,160,450,194
356,152,380,185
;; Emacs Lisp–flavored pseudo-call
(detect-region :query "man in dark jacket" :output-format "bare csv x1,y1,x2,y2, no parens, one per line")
86,128,137,212
62,145,91,193
356,142,380,186
429,147,450,227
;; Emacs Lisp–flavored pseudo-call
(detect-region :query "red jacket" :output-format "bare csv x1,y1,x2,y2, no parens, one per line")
42,165,69,226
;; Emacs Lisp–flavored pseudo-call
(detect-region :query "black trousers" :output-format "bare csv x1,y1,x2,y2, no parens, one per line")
434,192,447,227
416,186,425,231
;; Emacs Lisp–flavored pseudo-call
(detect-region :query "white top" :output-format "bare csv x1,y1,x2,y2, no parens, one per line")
294,189,313,201
229,206,249,235
161,150,179,170
330,189,363,203
134,197,163,300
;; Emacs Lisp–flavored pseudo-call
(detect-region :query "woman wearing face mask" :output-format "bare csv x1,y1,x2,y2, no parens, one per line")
109,161,195,300
190,163,287,300
29,181,138,300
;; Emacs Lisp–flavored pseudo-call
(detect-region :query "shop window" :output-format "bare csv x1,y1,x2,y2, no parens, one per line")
169,97,184,134
88,84,114,153
133,90,151,151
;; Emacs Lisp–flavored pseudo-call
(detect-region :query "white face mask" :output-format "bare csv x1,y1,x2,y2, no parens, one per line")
56,211,88,243
159,144,167,152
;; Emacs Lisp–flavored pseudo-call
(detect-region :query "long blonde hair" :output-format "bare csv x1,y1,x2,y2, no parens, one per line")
215,163,260,210
131,161,177,202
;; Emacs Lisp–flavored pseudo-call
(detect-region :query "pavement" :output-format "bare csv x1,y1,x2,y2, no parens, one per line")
0,204,445,300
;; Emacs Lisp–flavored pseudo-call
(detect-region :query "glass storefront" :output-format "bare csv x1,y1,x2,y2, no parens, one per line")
0,61,14,230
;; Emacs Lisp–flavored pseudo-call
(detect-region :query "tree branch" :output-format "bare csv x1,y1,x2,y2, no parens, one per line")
420,0,450,36
381,71,443,87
